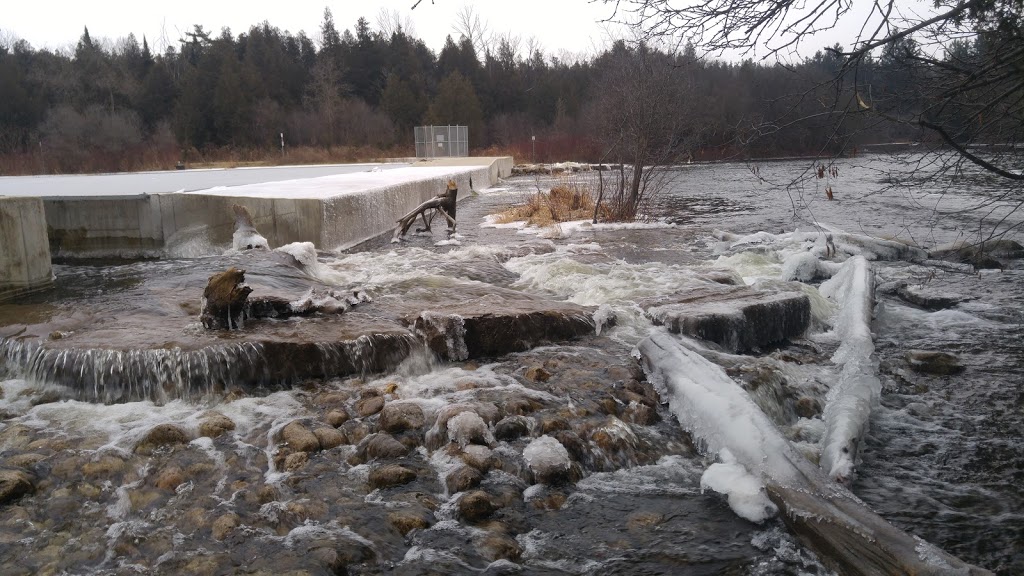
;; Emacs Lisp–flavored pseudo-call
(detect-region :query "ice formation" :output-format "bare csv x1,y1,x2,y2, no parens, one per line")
700,449,778,523
817,255,880,482
522,435,571,482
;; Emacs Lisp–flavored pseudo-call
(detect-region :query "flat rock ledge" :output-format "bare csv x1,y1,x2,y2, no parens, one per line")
643,285,810,352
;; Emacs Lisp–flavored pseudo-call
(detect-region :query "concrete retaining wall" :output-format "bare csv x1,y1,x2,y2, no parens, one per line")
38,157,511,258
0,197,53,300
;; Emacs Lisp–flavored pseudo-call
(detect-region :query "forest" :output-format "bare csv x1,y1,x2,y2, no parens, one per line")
0,7,999,174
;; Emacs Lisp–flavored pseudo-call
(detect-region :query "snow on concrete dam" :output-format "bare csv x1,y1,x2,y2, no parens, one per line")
1,158,512,259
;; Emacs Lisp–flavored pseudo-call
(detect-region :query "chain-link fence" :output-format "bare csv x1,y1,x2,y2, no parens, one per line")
414,125,468,158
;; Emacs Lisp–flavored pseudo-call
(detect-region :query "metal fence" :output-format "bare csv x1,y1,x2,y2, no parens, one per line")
414,125,469,158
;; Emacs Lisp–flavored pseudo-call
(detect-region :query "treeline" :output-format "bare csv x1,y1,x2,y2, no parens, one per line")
0,9,954,174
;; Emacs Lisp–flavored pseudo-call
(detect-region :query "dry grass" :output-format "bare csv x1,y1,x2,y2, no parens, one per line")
492,174,613,226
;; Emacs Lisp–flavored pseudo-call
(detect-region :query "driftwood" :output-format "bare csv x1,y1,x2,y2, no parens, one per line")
392,179,458,241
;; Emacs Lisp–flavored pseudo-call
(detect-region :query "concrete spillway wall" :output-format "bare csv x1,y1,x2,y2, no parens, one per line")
40,157,511,257
0,197,53,301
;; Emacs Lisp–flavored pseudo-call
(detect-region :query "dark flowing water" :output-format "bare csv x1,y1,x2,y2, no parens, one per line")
0,155,1021,575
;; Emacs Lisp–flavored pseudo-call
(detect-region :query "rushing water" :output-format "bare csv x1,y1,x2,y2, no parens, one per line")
0,155,1021,575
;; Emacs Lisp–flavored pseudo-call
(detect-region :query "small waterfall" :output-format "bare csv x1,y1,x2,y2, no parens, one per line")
0,333,418,403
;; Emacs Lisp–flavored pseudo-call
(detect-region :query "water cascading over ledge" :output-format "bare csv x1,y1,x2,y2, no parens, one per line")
0,333,419,403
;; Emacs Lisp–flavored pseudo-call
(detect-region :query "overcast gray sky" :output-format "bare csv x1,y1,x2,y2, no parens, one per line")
4,0,940,61
4,0,620,58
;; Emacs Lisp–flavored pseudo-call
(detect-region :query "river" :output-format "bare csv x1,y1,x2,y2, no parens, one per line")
0,154,1020,575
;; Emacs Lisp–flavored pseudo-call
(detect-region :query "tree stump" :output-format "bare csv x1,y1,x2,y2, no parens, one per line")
200,267,252,329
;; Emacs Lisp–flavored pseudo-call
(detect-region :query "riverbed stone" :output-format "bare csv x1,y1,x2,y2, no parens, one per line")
480,533,523,562
446,466,484,493
325,408,350,428
284,451,308,471
379,402,425,433
388,509,433,535
313,426,346,450
352,433,409,464
135,423,191,454
494,416,532,441
369,465,417,489
154,466,186,491
211,512,240,540
524,366,551,382
0,469,35,505
906,350,964,376
281,421,321,453
198,412,235,438
643,284,811,352
355,395,385,417
461,445,496,471
458,490,500,522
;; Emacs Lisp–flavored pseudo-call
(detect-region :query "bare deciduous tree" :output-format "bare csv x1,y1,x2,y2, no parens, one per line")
592,41,702,221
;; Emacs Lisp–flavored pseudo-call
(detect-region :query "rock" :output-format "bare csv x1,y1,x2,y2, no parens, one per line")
135,423,191,454
643,284,811,352
281,422,321,453
82,455,127,477
6,453,45,469
154,467,186,491
379,402,425,434
211,513,240,540
502,397,541,415
458,490,499,522
930,240,1023,268
355,395,385,417
341,420,370,445
388,510,432,535
353,433,409,463
0,468,35,505
200,267,253,330
426,403,501,449
405,288,597,360
524,366,551,382
446,466,484,493
325,409,350,428
447,411,494,448
906,350,964,376
523,435,572,484
622,402,660,425
481,533,523,562
795,397,822,418
539,416,570,434
313,427,346,450
494,416,532,441
198,412,235,438
626,511,665,530
283,451,308,471
461,445,496,471
368,465,417,489
896,284,970,310
552,430,589,464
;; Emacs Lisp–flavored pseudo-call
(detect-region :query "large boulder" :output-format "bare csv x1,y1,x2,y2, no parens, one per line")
643,284,810,352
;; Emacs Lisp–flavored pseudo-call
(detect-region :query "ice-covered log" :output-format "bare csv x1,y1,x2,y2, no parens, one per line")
817,256,879,483
643,284,810,352
637,331,990,576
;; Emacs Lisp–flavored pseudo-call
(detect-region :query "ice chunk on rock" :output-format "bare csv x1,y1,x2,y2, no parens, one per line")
523,435,571,484
446,411,494,448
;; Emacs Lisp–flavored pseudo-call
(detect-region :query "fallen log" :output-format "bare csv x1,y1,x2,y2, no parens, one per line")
637,331,991,576
392,179,458,241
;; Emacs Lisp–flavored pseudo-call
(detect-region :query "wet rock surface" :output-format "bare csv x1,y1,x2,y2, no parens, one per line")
643,284,811,352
